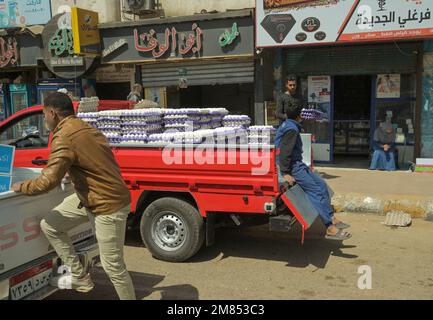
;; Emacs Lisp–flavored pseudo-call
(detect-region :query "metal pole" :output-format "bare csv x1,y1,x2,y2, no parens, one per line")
414,42,424,160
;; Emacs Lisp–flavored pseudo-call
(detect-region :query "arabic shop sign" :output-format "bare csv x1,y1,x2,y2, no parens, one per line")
71,7,100,56
134,23,203,58
218,23,240,47
102,38,127,58
0,36,19,68
101,15,254,63
49,28,74,57
51,56,84,67
256,0,433,47
0,0,52,28
343,0,433,41
42,13,95,79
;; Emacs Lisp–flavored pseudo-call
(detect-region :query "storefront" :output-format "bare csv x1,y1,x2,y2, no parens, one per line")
422,40,433,159
283,42,420,166
0,30,42,119
255,0,432,168
99,9,255,118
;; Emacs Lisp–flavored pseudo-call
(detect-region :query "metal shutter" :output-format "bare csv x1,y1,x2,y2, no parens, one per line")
141,59,254,87
286,42,419,76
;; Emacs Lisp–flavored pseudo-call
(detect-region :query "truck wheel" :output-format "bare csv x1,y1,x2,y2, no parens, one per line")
140,197,204,262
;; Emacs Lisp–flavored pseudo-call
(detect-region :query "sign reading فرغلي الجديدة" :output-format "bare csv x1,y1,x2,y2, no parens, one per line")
256,0,433,47
0,144,15,193
71,7,100,56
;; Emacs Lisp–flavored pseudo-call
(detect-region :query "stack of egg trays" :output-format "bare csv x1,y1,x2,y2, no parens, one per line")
97,110,123,140
301,109,326,121
77,112,99,129
222,115,251,128
206,108,229,129
119,133,148,145
248,126,276,145
121,109,164,137
163,108,201,131
212,126,248,145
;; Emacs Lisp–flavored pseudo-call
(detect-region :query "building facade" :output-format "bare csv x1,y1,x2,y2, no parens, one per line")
255,0,433,166
99,9,256,118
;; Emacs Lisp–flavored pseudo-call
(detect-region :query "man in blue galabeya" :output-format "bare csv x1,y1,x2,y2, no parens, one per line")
275,104,352,240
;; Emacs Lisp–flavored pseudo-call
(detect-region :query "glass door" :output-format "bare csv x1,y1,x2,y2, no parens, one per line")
11,91,28,114
300,75,334,163
0,93,5,121
371,74,417,168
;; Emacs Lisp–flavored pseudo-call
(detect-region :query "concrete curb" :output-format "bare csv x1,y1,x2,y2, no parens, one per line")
332,193,433,220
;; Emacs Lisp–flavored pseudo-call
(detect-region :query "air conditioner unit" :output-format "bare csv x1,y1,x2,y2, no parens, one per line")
123,0,156,15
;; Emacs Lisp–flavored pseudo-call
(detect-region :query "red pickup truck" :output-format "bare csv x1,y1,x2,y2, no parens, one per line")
0,101,318,262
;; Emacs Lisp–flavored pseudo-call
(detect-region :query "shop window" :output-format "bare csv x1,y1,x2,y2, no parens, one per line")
374,101,416,145
299,76,331,143
394,74,416,98
374,73,416,146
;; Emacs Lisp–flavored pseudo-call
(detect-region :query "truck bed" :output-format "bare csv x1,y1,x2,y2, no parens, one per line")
111,144,280,215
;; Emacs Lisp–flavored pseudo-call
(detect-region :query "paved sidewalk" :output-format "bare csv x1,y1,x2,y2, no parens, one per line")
316,167,433,219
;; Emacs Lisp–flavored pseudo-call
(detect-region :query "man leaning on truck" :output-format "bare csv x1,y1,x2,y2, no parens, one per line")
11,92,136,300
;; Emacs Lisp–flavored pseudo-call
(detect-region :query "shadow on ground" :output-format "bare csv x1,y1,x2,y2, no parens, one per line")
46,267,199,300
317,171,341,180
125,218,358,270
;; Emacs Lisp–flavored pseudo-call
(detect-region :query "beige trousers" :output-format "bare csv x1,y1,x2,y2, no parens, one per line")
40,193,136,300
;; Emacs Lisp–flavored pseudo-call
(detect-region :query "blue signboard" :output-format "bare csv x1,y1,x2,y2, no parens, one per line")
0,144,14,175
0,174,11,193
0,0,52,28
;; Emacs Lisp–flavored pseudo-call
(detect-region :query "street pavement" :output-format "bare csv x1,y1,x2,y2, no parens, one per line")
47,212,433,300
318,168,433,218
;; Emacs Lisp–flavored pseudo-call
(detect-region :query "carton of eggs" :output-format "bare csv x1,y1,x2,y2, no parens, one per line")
120,133,148,145
78,97,99,113
301,108,326,121
222,115,251,127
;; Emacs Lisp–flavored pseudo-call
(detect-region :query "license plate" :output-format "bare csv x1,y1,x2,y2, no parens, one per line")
9,261,53,300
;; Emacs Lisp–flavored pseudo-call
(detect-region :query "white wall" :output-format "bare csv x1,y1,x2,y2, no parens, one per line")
50,0,121,23
50,0,255,23
159,0,255,16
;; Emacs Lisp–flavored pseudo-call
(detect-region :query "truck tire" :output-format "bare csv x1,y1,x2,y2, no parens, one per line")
140,197,205,262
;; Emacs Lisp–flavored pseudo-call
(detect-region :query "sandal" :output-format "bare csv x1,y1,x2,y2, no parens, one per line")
334,221,351,229
325,229,352,241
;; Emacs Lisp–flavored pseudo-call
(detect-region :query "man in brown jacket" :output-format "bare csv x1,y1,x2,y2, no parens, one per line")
12,92,136,300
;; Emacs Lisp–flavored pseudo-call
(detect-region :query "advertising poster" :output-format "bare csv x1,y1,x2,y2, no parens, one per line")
376,74,401,98
265,101,278,126
0,174,11,192
0,144,14,175
308,75,331,120
0,144,14,193
0,0,52,28
308,75,331,103
256,0,433,47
